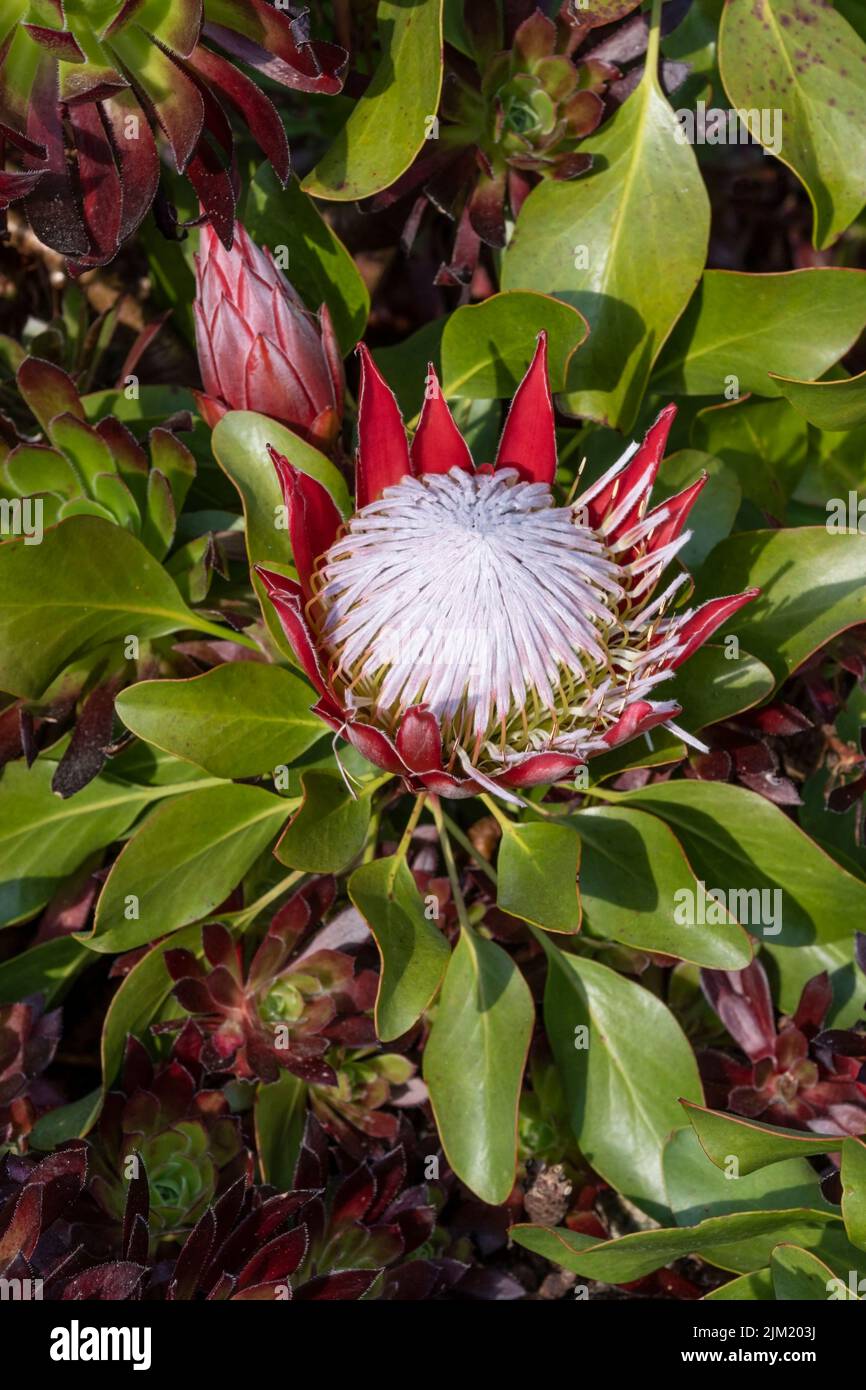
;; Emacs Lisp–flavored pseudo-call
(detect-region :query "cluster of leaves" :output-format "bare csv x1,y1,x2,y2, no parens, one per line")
1,0,866,1306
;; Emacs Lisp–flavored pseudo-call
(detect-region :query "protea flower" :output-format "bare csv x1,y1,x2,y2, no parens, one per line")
257,334,758,803
193,222,345,448
0,1,345,269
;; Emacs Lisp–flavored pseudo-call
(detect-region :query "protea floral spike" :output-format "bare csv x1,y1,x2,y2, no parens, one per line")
194,221,345,449
0,1,346,269
257,333,758,801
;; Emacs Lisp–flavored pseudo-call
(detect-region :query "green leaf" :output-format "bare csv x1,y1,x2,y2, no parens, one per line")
0,935,90,1005
771,1244,853,1300
771,367,866,432
348,855,450,1041
87,784,291,953
242,170,369,354
0,761,151,927
424,927,533,1205
654,449,741,570
682,1100,864,1175
100,924,201,1091
211,411,350,659
502,57,709,430
692,528,866,683
303,0,444,201
841,1137,866,1252
511,1207,844,1281
540,939,702,1216
255,1071,308,1191
116,664,324,780
704,1268,774,1301
28,1090,102,1149
275,771,371,874
0,517,220,700
619,780,866,946
653,269,866,395
496,821,581,935
373,318,446,420
690,398,808,514
439,293,587,400
663,1126,834,1227
83,384,197,432
572,806,752,969
719,0,866,248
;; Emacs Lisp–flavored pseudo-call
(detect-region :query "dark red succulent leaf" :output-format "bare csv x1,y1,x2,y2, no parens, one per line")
700,959,866,1139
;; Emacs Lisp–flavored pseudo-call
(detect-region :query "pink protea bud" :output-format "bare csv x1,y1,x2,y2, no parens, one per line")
193,223,345,451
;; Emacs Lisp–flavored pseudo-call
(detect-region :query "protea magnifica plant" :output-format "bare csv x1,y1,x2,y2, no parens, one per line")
193,221,345,448
0,1,346,269
257,334,758,801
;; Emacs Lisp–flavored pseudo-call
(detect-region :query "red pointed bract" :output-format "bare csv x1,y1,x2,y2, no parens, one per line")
494,331,556,484
586,404,677,531
396,707,443,772
355,344,411,508
267,448,341,600
644,473,708,554
671,589,761,669
255,567,331,700
410,365,473,476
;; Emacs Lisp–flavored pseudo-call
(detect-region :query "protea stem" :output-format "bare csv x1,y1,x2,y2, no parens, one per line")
387,793,427,892
430,796,473,933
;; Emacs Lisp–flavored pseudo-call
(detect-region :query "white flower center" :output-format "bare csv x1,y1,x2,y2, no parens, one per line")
309,468,654,757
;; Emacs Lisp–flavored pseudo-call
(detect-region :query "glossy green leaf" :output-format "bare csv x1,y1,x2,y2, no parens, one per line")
0,935,91,1005
28,1090,102,1149
771,367,866,431
511,1207,843,1281
771,1244,853,1300
691,398,808,514
692,528,866,683
424,926,533,1205
0,760,151,927
654,449,741,570
211,411,350,659
440,293,588,400
682,1100,864,1175
663,1126,834,1227
719,0,866,248
0,517,228,700
496,821,581,935
654,269,866,395
572,806,752,969
540,938,702,1215
255,1070,308,1191
705,1268,774,1300
116,663,324,779
242,169,369,354
619,780,866,946
348,855,450,1041
87,784,291,953
303,0,444,201
275,771,370,874
502,51,709,430
841,1137,866,1252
